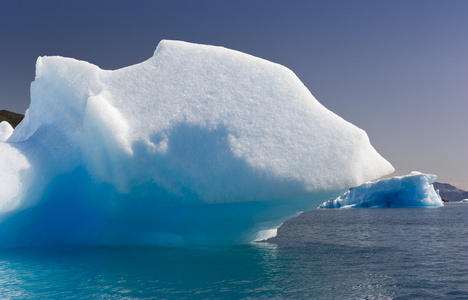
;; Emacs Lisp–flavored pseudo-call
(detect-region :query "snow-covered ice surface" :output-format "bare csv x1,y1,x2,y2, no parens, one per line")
319,171,443,209
0,121,13,142
0,40,394,247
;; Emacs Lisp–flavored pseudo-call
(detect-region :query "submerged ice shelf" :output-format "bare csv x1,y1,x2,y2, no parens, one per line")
319,171,443,209
0,40,394,247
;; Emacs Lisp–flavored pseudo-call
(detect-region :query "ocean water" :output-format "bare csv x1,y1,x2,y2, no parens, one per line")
0,203,467,299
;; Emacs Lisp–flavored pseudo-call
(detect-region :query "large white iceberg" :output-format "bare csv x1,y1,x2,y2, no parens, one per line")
0,40,394,247
319,171,443,209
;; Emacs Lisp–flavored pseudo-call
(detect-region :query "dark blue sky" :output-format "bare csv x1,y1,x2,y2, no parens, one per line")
1,0,467,188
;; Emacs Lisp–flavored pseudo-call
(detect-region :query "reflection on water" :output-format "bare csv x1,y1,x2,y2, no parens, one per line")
0,244,283,299
0,203,467,299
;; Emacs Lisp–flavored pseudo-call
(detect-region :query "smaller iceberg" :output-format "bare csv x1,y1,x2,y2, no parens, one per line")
319,171,443,209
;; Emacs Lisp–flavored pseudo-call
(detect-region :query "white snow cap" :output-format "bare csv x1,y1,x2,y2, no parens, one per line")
0,121,13,142
11,40,394,200
0,40,394,247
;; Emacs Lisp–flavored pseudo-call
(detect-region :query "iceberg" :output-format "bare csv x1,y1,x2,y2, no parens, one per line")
0,40,394,247
319,171,443,209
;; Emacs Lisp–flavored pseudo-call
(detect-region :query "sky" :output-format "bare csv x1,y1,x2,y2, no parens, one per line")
0,0,467,189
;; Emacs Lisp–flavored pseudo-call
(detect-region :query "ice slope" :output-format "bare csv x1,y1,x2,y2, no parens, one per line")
0,40,394,247
319,171,443,208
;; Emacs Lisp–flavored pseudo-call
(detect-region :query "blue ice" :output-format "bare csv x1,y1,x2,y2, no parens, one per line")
319,171,443,209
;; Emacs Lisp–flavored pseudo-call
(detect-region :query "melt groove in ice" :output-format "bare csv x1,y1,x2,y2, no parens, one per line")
0,40,394,247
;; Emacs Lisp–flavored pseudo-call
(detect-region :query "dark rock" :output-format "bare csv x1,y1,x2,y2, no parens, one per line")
0,110,24,128
433,182,468,202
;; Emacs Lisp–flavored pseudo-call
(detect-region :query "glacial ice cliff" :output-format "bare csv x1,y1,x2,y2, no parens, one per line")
319,171,443,208
0,40,394,247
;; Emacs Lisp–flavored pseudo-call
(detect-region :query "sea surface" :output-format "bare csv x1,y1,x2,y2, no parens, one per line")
0,202,467,299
